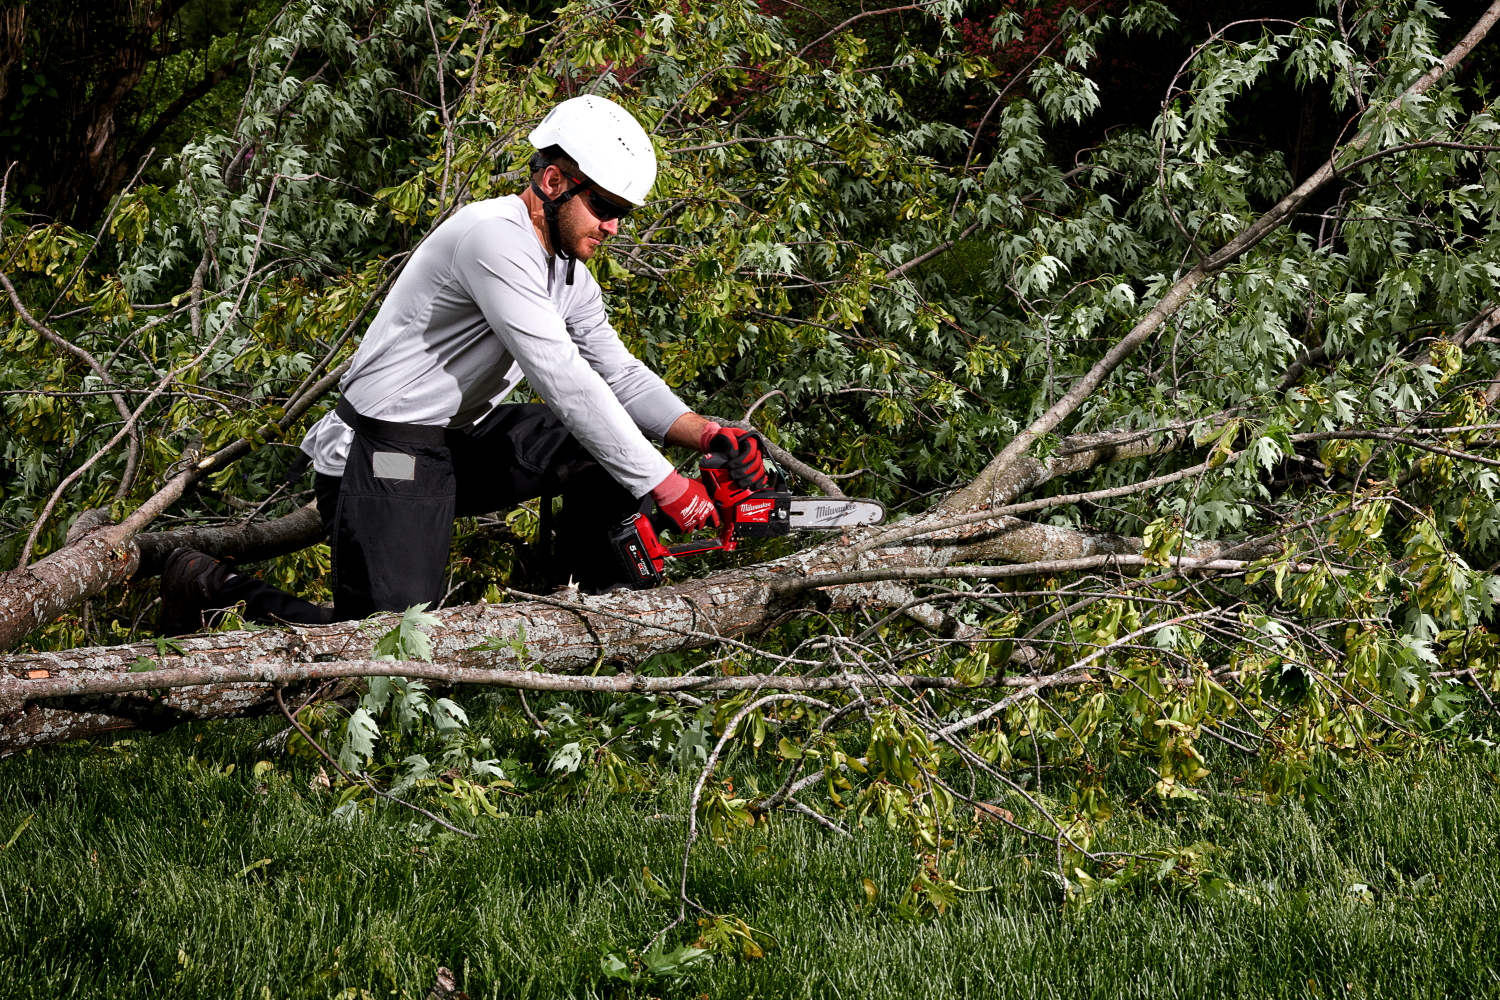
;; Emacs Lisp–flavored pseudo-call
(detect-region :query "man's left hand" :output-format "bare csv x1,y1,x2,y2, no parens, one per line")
703,426,768,491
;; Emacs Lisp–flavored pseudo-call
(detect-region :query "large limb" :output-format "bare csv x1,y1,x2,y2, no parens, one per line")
946,0,1500,516
133,502,324,576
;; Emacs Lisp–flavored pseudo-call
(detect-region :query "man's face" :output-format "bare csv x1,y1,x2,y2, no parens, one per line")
549,168,628,261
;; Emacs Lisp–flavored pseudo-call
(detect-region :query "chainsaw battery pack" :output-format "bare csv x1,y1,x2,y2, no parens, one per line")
608,514,667,590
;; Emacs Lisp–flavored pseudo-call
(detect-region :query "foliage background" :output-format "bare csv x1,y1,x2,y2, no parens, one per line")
7,0,1500,993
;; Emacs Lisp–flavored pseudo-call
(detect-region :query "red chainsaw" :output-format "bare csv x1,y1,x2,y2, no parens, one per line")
609,453,885,589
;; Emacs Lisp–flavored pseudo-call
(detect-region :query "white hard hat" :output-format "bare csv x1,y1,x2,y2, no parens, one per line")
528,95,657,206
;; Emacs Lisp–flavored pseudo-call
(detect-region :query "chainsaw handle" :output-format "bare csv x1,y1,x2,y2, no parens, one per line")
646,509,735,556
666,538,728,558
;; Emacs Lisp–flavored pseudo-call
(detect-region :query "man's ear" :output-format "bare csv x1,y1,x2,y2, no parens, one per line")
538,164,570,198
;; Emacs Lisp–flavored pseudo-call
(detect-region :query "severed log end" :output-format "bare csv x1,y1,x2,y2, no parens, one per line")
425,967,461,1000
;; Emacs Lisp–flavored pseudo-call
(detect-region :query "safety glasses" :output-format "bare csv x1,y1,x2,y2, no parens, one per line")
567,175,633,221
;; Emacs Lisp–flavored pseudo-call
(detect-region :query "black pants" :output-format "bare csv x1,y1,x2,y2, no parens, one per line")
213,403,647,625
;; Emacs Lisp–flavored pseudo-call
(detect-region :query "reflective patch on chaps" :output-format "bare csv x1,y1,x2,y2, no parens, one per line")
371,451,416,481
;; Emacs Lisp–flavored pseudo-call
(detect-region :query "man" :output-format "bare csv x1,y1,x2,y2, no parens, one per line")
160,95,767,634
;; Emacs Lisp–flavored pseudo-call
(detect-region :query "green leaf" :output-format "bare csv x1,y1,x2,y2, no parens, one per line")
433,697,468,732
2,813,33,850
643,944,710,976
598,952,636,984
338,708,379,771
234,858,273,878
548,741,583,774
372,604,441,663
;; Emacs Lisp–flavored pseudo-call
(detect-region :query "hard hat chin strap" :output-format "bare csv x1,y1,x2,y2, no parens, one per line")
530,180,584,285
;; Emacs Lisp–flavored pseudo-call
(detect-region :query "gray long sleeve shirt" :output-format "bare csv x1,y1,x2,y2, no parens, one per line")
299,195,687,497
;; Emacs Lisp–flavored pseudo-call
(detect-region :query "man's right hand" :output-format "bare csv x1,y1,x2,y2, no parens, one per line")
650,471,719,533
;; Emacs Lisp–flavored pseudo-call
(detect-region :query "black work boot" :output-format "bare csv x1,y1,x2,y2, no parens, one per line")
157,548,237,636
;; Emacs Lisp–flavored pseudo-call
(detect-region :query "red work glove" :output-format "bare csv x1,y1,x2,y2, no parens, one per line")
650,471,719,533
698,423,768,491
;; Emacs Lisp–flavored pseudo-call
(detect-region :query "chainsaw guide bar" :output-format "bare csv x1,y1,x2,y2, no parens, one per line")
787,497,886,530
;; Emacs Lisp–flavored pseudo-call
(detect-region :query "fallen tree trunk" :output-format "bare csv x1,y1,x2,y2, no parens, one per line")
0,505,1234,753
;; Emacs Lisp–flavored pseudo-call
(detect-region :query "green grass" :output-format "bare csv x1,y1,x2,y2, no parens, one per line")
1,705,1498,999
